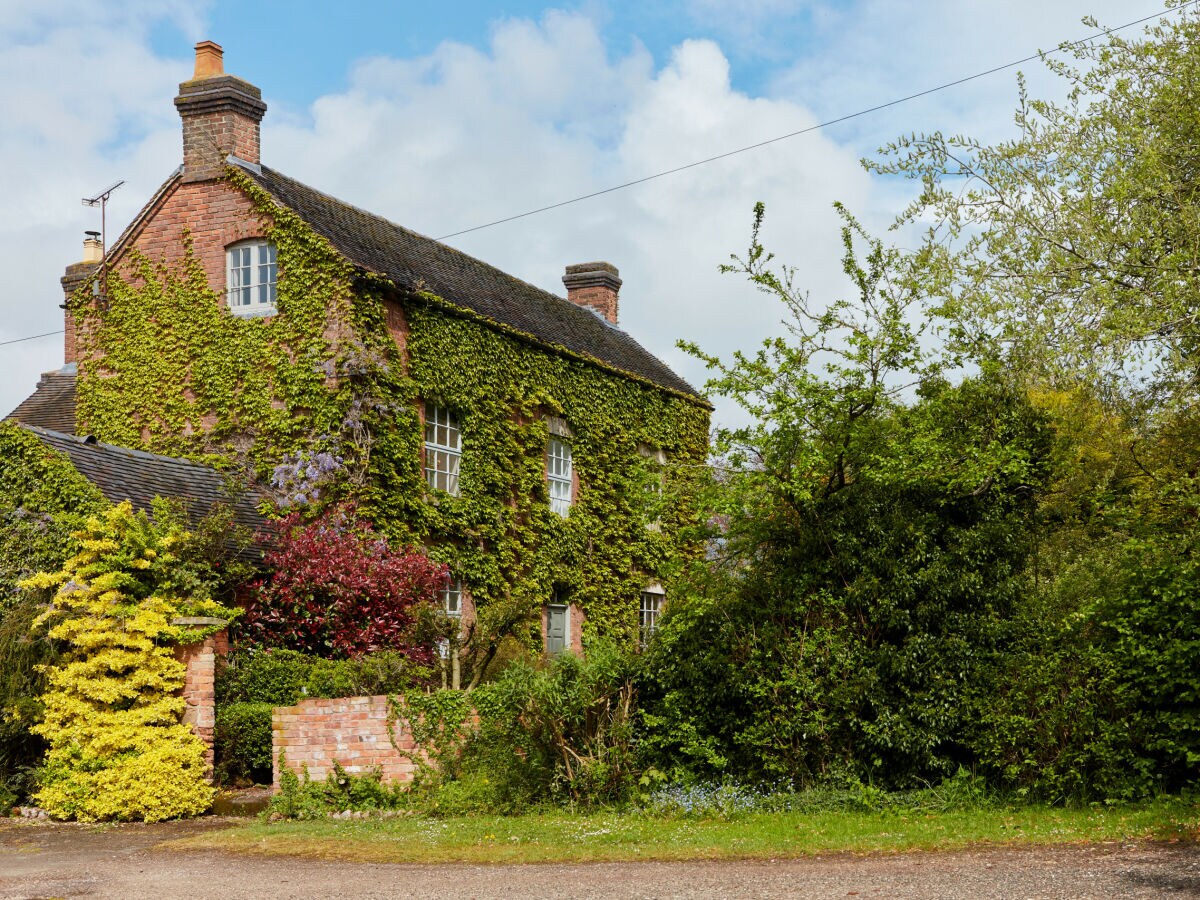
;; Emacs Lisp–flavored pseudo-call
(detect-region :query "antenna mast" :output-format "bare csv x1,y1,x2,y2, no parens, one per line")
82,179,125,293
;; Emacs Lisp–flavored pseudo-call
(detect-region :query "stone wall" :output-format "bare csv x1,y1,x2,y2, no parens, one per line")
272,695,420,788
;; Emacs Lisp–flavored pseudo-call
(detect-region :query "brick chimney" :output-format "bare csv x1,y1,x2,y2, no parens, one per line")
60,234,102,364
174,41,267,183
563,262,621,325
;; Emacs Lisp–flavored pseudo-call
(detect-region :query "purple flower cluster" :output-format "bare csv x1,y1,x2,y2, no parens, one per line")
271,449,345,508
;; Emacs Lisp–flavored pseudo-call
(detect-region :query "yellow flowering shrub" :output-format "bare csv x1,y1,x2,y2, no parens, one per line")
25,501,236,822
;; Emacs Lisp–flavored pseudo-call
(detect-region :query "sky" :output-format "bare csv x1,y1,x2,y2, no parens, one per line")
0,0,1175,428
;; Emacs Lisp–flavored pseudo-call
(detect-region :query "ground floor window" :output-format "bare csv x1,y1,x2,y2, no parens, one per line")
546,593,570,654
639,590,663,647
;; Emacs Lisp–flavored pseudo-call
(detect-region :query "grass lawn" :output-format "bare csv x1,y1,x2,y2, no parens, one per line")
168,799,1199,865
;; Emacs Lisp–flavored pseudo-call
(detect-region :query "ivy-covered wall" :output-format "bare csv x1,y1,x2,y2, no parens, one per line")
0,422,109,608
71,167,710,643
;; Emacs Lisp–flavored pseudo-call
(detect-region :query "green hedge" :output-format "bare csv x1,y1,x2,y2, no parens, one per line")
214,702,275,785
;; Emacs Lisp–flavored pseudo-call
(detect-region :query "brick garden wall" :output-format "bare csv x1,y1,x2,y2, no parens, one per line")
176,628,229,773
272,695,421,788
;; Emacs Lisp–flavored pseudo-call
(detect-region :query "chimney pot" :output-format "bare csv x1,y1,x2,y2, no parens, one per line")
563,261,621,325
193,40,224,79
82,234,103,264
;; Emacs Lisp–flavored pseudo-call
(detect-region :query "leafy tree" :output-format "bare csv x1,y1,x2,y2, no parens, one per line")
871,4,1200,397
241,506,446,661
647,206,1054,787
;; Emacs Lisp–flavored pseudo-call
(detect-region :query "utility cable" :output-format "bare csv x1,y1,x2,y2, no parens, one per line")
2,3,1196,352
435,2,1198,240
0,329,64,348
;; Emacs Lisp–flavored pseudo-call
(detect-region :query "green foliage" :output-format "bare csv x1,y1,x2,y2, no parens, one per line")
430,641,644,813
214,702,275,785
0,597,56,804
268,759,409,819
74,167,709,684
26,502,238,821
0,422,108,608
659,207,1054,788
216,648,429,707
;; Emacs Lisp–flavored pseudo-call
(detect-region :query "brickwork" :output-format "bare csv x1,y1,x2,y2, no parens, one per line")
383,297,410,368
176,628,229,774
272,695,421,787
116,178,268,304
174,73,266,183
562,262,621,325
60,262,98,365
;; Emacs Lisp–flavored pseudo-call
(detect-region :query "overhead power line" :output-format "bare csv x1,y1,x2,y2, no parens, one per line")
434,1,1199,240
0,329,64,348
3,3,1196,355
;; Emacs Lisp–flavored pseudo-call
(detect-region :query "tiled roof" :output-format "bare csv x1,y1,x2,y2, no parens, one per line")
7,367,77,434
238,163,706,403
19,424,268,560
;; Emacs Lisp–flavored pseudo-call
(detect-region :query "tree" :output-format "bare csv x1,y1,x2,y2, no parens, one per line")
871,5,1200,399
649,206,1054,786
24,502,238,821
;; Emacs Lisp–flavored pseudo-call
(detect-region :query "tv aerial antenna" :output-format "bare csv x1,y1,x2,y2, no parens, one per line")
82,179,125,290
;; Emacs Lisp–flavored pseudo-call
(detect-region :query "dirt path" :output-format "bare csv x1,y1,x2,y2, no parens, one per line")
1,818,1197,899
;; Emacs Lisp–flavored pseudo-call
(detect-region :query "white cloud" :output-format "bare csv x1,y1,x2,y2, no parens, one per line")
269,17,872,428
1,2,1176,428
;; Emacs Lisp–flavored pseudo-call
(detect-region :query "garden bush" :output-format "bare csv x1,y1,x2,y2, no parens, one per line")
25,501,238,821
427,641,644,812
268,760,409,819
214,702,275,785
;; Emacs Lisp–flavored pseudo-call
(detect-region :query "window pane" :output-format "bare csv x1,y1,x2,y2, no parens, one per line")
424,406,462,497
227,241,277,315
547,437,572,517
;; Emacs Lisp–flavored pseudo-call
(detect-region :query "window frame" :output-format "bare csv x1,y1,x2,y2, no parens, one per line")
225,239,278,317
423,405,462,496
440,576,463,618
546,435,573,517
639,587,664,648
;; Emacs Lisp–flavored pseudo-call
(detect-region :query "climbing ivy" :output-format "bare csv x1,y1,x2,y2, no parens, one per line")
0,422,108,608
70,165,710,668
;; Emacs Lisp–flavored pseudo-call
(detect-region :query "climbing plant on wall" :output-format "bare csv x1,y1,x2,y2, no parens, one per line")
70,166,710,684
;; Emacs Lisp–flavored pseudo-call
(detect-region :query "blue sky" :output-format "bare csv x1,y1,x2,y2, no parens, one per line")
0,0,1173,424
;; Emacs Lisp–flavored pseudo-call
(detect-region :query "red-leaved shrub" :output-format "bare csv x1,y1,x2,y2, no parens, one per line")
242,507,447,660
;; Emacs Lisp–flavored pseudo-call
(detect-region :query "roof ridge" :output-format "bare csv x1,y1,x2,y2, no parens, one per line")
18,423,236,472
251,163,585,317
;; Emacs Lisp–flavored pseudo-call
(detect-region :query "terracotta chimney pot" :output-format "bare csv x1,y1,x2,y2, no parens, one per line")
193,40,224,79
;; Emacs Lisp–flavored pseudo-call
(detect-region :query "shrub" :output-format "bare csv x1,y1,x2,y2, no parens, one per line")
433,641,643,812
241,507,446,660
25,502,237,821
214,702,275,785
268,760,409,819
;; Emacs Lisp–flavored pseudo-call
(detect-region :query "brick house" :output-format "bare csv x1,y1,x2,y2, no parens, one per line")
10,41,710,670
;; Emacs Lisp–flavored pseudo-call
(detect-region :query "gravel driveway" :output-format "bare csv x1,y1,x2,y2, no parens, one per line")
1,818,1197,899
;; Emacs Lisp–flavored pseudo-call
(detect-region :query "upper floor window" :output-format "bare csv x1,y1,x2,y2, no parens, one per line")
226,240,277,316
424,405,461,496
547,436,573,517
